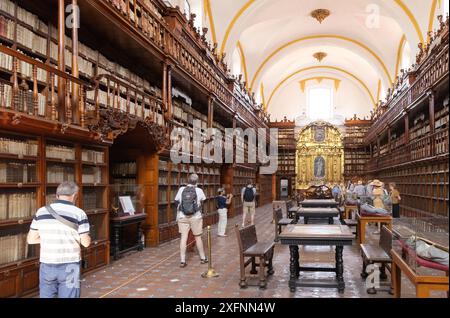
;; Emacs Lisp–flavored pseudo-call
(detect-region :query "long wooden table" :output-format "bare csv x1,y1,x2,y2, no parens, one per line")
296,207,340,224
279,224,354,293
300,199,339,209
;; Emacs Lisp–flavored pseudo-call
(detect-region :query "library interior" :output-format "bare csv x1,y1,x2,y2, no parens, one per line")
0,0,448,299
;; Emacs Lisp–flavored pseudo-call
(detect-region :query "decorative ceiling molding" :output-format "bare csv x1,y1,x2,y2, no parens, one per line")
299,77,341,92
394,35,407,81
310,9,331,24
249,34,394,91
237,41,249,88
219,0,426,56
204,0,218,44
266,66,377,110
313,52,327,62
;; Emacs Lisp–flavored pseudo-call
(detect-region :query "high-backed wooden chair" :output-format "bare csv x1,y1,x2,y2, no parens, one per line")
273,207,295,242
360,225,393,295
235,224,275,289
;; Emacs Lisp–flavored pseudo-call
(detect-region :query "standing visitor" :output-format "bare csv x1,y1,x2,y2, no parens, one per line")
216,188,233,237
241,182,257,227
390,183,402,218
353,180,366,199
175,174,208,268
332,184,341,202
27,181,91,298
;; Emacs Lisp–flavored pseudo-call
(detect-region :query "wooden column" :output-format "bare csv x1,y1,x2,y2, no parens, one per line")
377,137,380,157
162,62,168,112
207,96,214,128
58,0,66,122
140,151,160,247
167,65,172,119
71,0,80,124
387,125,391,152
428,91,435,134
404,112,410,144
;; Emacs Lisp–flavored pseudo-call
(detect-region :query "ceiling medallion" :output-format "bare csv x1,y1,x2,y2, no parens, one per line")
313,52,327,62
310,9,330,24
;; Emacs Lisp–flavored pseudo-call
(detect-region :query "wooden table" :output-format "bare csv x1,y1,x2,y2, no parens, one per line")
279,224,354,293
296,207,339,224
343,204,358,220
356,213,393,245
391,249,449,298
110,213,147,260
300,199,339,209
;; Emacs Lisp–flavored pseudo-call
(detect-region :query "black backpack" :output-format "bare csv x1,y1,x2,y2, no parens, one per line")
180,186,198,215
243,187,255,202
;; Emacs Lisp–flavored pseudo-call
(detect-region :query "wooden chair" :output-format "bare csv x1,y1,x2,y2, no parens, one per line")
235,224,275,289
360,225,393,295
273,207,295,242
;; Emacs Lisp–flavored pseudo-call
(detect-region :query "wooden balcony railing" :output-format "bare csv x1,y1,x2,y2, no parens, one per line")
0,46,167,137
365,32,449,143
89,73,166,126
365,129,449,171
0,44,90,126
101,0,267,129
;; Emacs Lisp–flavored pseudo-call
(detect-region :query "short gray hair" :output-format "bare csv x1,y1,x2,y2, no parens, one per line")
56,181,79,196
189,174,199,185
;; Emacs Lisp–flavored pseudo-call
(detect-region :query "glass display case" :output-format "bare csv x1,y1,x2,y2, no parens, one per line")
392,216,449,275
110,184,145,217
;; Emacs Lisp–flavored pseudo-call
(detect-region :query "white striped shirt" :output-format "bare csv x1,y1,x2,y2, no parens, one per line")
30,200,90,264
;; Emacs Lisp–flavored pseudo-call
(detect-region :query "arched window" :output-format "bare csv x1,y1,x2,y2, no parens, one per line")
401,40,411,71
308,86,333,120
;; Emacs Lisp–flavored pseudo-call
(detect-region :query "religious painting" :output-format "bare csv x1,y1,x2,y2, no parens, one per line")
314,126,326,142
314,156,326,179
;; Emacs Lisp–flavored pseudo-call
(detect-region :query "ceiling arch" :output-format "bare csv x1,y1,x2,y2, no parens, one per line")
248,34,394,92
266,66,377,110
219,0,425,57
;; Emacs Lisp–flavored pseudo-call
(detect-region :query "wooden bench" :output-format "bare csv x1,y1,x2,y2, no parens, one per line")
360,225,393,295
343,204,357,220
343,219,358,237
274,207,295,242
235,224,275,289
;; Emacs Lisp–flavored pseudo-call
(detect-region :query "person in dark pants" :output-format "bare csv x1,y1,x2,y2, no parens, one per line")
389,182,402,218
27,181,91,298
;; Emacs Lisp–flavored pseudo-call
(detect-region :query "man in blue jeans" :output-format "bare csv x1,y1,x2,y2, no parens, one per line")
27,181,91,298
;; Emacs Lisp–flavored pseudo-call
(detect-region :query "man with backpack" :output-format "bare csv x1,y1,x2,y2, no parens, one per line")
174,173,208,268
241,182,257,227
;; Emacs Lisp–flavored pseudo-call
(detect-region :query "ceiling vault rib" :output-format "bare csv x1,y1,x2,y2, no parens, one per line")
219,0,426,60
266,66,377,110
249,35,394,91
237,41,250,89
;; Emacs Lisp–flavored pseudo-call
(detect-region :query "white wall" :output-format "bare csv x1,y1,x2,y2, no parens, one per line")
268,77,372,122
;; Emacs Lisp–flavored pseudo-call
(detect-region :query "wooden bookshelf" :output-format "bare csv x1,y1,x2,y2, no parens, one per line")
0,132,109,297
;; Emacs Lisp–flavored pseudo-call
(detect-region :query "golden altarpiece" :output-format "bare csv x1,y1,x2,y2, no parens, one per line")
296,121,344,189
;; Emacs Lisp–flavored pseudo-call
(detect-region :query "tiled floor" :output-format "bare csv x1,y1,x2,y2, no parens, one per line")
81,204,447,298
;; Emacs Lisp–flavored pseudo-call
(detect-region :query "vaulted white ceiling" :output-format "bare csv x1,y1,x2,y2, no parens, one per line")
168,0,446,120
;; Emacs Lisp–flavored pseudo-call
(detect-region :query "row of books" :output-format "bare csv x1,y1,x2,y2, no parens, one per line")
0,192,36,220
46,164,75,184
46,145,76,161
81,149,105,164
0,84,46,117
1,0,162,98
0,233,29,266
0,136,38,157
82,167,103,184
410,122,430,141
112,162,137,176
0,162,37,183
83,191,102,211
